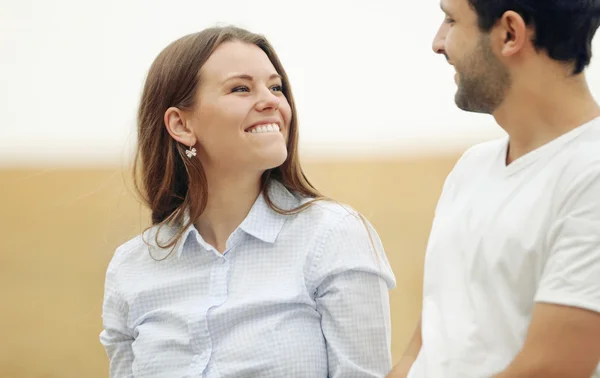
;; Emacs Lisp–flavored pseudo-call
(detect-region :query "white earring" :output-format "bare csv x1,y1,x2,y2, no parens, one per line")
185,144,197,158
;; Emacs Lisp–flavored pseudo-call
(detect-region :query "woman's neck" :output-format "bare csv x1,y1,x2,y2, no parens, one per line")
194,170,263,253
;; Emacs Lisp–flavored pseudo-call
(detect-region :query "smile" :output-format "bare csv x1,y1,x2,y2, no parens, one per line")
245,123,281,134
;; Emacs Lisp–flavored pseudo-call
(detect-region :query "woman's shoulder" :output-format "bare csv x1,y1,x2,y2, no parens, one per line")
106,234,146,274
107,225,176,272
292,196,361,228
302,197,358,219
290,197,381,247
270,181,363,233
295,198,396,289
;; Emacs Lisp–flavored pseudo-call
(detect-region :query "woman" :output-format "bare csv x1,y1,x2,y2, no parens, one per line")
100,25,396,378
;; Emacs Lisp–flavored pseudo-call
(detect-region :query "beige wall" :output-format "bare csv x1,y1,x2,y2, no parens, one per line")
0,155,458,378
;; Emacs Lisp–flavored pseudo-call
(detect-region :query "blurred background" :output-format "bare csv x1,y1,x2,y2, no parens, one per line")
1,0,599,377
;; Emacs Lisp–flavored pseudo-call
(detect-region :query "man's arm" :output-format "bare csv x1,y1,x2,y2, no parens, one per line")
492,303,600,378
495,163,600,377
387,317,422,378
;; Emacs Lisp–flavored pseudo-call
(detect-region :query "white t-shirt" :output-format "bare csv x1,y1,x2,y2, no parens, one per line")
409,117,600,378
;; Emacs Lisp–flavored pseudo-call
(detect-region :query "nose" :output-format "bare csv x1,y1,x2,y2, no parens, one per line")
255,87,280,112
432,24,446,55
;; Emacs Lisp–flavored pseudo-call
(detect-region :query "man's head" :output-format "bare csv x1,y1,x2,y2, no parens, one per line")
432,0,600,114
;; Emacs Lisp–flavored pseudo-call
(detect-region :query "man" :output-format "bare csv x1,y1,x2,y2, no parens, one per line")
388,0,600,377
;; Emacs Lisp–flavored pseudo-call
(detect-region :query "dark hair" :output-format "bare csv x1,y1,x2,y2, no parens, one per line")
468,0,600,74
134,26,323,251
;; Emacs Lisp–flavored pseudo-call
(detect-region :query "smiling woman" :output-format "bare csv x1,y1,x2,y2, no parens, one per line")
161,40,291,185
99,25,396,378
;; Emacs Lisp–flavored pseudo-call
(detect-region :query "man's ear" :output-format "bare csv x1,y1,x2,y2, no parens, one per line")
497,10,529,58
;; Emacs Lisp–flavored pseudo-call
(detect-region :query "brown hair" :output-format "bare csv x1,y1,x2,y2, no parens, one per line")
133,26,324,251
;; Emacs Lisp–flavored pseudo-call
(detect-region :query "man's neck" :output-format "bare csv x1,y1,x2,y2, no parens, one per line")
493,73,600,164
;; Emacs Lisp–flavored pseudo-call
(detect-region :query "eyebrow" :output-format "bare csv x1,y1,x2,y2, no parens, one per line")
221,73,282,85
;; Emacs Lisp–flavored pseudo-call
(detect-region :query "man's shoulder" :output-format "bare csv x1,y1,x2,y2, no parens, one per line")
456,137,507,167
443,137,506,187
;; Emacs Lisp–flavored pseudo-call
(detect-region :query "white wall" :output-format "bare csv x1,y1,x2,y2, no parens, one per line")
2,0,600,166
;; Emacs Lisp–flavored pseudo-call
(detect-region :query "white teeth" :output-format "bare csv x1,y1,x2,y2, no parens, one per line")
247,123,281,134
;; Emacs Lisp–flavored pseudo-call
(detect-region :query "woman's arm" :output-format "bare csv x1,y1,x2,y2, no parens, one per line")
310,211,396,378
99,250,134,378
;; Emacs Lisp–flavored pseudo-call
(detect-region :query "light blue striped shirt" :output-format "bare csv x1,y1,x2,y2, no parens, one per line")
100,181,396,377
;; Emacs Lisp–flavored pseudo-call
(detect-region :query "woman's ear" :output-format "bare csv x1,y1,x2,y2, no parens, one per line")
164,107,196,147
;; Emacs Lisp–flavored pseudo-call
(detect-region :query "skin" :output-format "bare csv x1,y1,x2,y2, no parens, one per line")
164,40,292,252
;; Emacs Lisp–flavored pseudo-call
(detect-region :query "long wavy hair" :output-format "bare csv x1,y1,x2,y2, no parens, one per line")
133,26,325,253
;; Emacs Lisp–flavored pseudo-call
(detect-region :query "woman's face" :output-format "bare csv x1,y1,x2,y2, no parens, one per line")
183,40,292,174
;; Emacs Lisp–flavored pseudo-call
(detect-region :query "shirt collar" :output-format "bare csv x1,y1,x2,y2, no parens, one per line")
149,180,300,259
238,180,299,244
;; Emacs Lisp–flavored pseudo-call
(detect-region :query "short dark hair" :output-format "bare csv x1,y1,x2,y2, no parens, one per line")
467,0,600,74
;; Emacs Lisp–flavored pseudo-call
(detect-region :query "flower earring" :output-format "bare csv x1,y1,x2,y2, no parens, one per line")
185,144,197,158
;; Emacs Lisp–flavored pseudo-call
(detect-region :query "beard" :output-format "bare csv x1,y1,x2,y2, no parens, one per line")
454,35,511,114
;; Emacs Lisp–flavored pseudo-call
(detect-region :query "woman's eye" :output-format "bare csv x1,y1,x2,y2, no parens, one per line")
270,84,283,92
232,86,249,93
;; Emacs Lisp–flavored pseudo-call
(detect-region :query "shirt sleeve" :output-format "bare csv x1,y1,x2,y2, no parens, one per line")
308,211,396,378
535,163,600,313
99,248,135,378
